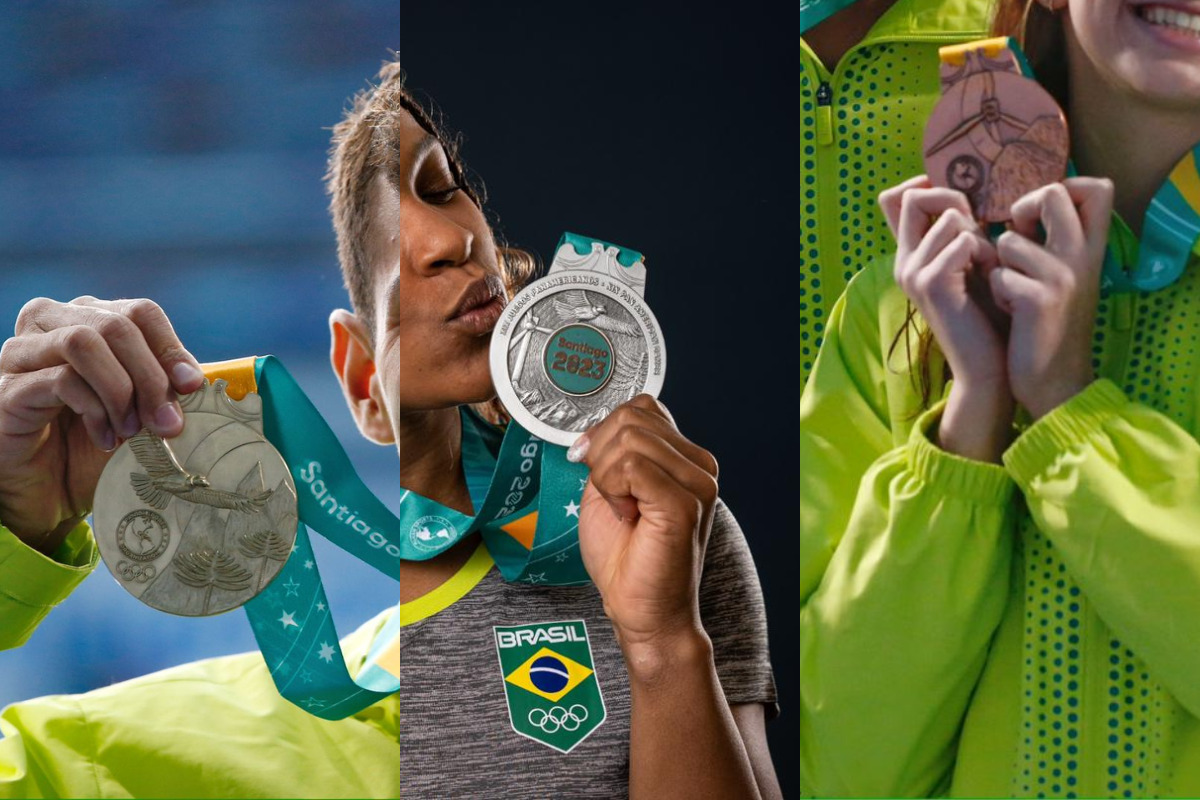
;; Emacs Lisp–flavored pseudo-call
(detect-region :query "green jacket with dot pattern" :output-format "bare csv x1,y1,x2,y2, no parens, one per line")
801,223,1200,796
800,0,993,383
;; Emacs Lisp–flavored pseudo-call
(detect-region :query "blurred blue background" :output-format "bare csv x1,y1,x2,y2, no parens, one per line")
0,1,400,709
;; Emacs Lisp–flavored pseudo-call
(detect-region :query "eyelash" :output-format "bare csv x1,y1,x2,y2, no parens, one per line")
422,184,460,205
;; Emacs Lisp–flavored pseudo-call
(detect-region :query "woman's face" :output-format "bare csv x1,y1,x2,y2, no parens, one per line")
1066,0,1200,109
363,109,507,415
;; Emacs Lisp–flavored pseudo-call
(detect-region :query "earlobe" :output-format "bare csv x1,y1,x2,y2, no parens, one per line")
329,309,394,445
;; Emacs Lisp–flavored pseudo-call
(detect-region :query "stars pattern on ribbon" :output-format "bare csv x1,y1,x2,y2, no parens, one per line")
317,641,336,663
283,578,301,597
554,552,570,563
304,559,314,570
564,500,581,518
302,697,326,710
279,611,299,630
524,572,547,584
316,601,326,613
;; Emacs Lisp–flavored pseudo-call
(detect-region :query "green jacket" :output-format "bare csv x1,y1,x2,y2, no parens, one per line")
0,524,399,798
800,0,993,383
800,229,1200,796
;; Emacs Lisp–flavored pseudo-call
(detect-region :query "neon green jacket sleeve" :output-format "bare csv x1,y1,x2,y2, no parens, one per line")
0,524,97,651
800,267,1017,797
1004,378,1200,718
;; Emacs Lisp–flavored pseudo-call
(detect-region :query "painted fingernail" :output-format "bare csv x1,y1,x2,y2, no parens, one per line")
100,426,116,452
171,362,204,387
566,434,590,463
154,402,183,433
121,410,140,438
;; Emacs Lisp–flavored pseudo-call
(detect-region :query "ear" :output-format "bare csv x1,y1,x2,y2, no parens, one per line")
329,309,394,445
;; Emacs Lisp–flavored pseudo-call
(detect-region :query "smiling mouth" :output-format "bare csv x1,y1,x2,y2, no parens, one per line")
1135,3,1200,36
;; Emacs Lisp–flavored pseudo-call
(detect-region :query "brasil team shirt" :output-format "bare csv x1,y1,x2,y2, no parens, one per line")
398,500,777,799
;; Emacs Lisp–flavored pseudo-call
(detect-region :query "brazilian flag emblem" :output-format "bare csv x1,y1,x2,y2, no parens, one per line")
493,620,606,752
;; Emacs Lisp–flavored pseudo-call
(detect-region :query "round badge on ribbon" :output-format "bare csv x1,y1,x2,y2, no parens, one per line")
91,232,667,719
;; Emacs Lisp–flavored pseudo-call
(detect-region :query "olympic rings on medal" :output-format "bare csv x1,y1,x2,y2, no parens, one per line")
528,703,589,733
117,560,157,583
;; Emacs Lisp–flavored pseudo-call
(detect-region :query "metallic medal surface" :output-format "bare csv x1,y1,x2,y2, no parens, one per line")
490,236,666,446
93,379,298,616
923,39,1069,223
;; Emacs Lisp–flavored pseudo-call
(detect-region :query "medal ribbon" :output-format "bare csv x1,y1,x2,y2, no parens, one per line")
799,0,860,35
201,356,590,719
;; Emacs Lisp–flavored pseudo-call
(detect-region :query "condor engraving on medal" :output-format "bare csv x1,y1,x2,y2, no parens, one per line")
94,379,299,616
491,238,666,446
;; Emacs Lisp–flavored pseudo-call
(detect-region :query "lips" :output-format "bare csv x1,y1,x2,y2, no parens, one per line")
449,275,506,320
447,275,507,334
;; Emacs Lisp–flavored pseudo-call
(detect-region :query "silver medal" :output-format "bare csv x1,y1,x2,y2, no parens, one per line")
490,237,666,446
93,379,298,616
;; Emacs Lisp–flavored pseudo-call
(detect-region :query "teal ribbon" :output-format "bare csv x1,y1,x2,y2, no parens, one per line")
800,0,859,35
241,357,590,719
1099,143,1200,293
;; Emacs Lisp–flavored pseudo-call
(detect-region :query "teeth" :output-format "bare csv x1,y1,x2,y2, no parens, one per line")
1140,4,1200,34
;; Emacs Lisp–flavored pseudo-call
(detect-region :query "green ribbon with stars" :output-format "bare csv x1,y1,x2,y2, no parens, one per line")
241,349,590,718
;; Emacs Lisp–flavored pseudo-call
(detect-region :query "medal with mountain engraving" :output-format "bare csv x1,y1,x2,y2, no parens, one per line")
93,379,298,616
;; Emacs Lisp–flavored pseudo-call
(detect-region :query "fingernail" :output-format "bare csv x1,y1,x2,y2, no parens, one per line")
100,426,116,452
171,362,204,387
566,434,590,463
121,410,140,438
154,402,183,433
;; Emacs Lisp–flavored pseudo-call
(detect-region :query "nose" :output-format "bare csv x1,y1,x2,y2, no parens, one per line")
404,201,474,274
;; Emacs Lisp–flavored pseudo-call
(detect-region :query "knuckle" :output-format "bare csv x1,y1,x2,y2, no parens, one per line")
695,472,719,507
14,297,53,333
611,405,639,428
0,338,18,371
124,298,165,329
700,449,719,479
95,311,136,342
618,453,641,478
61,325,101,357
615,425,642,449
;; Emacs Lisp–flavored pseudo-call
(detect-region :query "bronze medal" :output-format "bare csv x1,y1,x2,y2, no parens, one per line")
923,37,1069,223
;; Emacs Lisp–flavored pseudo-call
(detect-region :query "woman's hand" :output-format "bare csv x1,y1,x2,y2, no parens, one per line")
569,395,718,661
990,177,1114,419
879,176,1014,462
0,296,205,552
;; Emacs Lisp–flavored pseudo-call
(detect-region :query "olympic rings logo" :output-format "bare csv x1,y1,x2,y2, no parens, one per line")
528,704,589,733
117,560,157,583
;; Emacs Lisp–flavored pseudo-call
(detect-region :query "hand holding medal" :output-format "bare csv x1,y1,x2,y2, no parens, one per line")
0,296,205,554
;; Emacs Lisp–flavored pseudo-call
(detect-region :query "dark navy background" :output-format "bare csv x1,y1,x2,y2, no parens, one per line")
401,3,801,792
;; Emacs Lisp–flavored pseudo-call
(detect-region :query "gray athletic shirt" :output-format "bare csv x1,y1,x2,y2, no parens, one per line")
399,500,777,799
